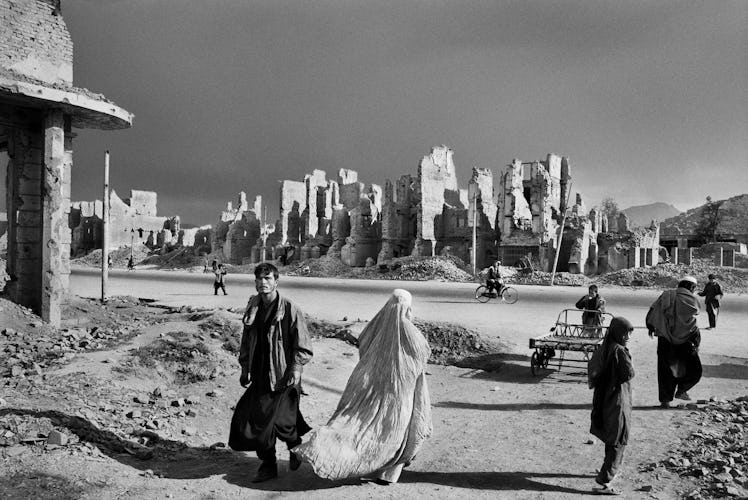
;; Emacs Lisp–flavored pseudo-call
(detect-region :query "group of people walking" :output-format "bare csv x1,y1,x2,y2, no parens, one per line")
579,274,721,494
227,262,722,494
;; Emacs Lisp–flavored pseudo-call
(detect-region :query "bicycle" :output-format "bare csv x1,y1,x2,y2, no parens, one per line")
475,284,519,304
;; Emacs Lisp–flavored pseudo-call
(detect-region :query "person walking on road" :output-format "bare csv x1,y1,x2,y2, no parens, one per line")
213,263,227,295
228,262,314,483
292,289,432,484
646,276,702,407
698,274,723,330
589,316,635,496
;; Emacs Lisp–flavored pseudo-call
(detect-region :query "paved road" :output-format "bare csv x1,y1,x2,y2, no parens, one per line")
70,267,748,358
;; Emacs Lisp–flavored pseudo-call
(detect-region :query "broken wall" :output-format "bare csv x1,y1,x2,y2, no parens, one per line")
0,0,73,85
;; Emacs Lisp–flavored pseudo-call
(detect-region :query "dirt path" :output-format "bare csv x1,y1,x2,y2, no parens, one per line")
2,301,746,500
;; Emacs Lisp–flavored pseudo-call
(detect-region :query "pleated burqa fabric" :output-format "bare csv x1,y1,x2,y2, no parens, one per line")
293,289,432,482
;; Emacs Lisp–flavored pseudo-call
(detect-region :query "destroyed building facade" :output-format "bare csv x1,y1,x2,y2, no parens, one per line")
1,0,132,325
217,146,660,275
69,189,179,256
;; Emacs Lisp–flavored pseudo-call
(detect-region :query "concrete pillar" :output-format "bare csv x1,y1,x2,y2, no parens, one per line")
6,128,44,313
41,110,69,326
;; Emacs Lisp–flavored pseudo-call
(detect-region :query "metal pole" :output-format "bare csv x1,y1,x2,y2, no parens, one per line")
101,151,110,301
472,189,477,276
550,182,573,286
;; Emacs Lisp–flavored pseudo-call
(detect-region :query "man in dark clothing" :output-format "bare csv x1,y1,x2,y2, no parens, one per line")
698,274,723,329
590,316,635,495
486,260,504,295
229,263,313,483
576,285,606,328
646,276,702,407
213,264,227,295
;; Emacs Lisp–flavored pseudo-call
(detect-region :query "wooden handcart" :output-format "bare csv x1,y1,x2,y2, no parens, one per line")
528,309,614,376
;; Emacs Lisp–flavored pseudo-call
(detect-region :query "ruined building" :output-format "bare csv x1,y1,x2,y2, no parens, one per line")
1,0,132,325
230,146,660,275
212,192,273,264
69,190,173,256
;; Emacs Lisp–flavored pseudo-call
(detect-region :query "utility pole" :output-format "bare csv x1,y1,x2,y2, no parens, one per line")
550,182,573,286
471,187,478,276
101,151,110,301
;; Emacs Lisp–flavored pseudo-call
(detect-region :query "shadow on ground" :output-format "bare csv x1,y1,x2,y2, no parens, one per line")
702,363,748,381
400,470,595,495
0,408,346,492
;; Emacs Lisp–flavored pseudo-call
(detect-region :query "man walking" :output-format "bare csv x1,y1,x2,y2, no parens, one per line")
229,263,313,482
213,263,227,295
646,276,702,407
698,274,723,329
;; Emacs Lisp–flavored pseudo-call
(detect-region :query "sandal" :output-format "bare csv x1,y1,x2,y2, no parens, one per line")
593,485,620,495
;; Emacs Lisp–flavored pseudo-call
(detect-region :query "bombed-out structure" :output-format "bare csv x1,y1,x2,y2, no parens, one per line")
68,189,211,256
213,145,660,274
1,0,132,325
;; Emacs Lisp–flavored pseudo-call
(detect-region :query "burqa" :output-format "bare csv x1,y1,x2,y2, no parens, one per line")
293,289,432,483
590,316,635,487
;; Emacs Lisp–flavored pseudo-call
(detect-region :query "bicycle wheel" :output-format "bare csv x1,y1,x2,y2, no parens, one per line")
501,286,519,304
530,351,540,376
475,285,491,303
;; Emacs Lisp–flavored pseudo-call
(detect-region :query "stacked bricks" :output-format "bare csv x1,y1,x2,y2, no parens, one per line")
0,0,73,85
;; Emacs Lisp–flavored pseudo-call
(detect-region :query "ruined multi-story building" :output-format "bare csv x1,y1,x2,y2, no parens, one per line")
1,0,132,325
69,190,171,256
212,192,274,264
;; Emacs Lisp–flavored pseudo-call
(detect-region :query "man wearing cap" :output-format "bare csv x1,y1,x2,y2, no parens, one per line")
698,274,723,329
645,276,702,407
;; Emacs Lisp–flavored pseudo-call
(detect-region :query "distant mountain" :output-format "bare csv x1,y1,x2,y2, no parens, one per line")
622,202,681,227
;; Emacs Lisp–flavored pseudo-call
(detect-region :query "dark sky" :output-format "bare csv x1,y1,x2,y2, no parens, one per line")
52,0,748,225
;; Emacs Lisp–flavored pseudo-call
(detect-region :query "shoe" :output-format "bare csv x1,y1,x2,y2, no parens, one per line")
593,485,620,495
674,391,691,401
252,461,278,483
660,401,672,408
289,451,301,471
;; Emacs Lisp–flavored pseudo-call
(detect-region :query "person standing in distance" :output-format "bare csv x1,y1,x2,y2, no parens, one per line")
697,274,723,330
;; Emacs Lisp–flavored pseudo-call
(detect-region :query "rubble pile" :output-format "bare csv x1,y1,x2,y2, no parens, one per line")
378,256,474,282
73,244,152,268
193,311,243,353
595,260,748,292
0,373,218,462
510,270,590,287
0,296,164,379
122,331,226,384
642,396,748,499
305,316,493,365
413,319,491,365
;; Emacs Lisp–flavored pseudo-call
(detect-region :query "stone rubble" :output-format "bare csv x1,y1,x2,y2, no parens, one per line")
641,397,748,499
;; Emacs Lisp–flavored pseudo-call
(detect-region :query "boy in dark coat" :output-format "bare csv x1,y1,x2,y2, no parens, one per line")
590,316,635,495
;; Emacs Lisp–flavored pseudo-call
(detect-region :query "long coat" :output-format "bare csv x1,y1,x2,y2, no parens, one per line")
590,343,635,445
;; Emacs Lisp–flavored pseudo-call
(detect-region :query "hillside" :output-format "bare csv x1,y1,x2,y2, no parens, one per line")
660,194,748,237
622,202,681,227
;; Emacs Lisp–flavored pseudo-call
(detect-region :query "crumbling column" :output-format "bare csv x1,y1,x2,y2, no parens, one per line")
41,110,69,325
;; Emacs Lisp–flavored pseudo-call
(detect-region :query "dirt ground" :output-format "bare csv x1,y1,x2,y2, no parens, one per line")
1,295,746,500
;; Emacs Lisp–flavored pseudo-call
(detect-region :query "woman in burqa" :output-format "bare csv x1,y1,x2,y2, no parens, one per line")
293,289,432,484
590,316,635,495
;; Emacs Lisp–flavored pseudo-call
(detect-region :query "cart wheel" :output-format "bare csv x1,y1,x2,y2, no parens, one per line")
541,350,550,368
530,351,540,376
501,286,519,304
475,285,491,303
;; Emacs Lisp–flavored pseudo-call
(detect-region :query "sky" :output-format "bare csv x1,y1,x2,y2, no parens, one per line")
42,0,748,225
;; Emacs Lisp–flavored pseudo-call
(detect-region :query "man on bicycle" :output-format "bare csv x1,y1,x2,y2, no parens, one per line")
486,260,504,296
